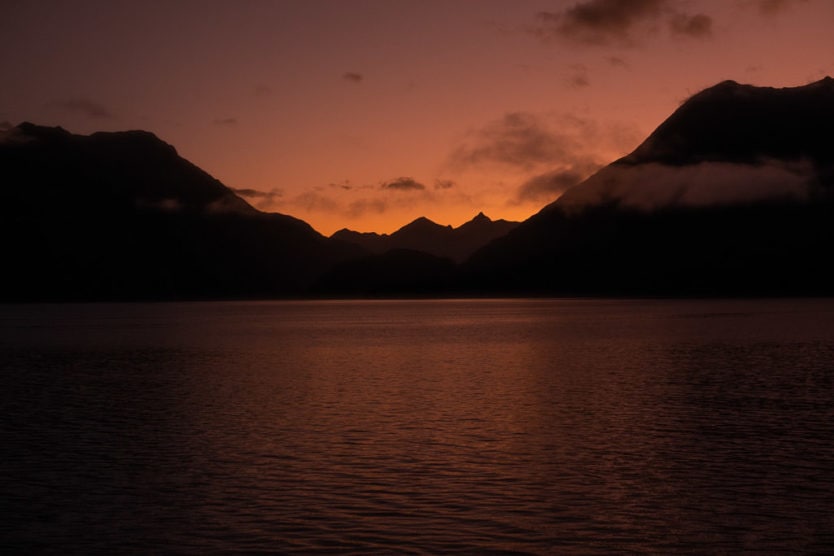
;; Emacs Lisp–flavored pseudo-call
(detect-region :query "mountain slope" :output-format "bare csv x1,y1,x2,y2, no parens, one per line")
463,77,834,295
0,123,363,300
332,212,519,262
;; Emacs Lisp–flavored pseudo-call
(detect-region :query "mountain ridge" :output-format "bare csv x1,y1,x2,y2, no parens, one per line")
331,212,519,262
461,77,834,295
0,122,363,300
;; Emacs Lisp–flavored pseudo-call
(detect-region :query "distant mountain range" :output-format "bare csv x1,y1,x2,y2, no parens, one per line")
4,77,834,299
331,213,519,263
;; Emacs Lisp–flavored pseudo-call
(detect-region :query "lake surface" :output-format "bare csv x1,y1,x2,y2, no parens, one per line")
2,298,834,554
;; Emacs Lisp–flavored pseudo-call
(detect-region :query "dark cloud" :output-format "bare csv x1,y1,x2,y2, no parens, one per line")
449,112,579,171
232,187,282,200
231,187,282,210
514,160,603,204
531,0,717,45
533,0,665,46
669,13,712,38
434,179,456,190
606,56,629,67
381,177,426,191
516,169,587,203
52,98,113,119
213,117,238,126
329,180,353,190
343,72,364,83
568,64,591,87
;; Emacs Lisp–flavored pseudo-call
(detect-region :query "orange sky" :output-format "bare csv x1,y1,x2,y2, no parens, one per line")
2,0,832,235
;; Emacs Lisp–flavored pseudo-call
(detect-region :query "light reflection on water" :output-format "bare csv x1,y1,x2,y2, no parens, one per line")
2,299,834,553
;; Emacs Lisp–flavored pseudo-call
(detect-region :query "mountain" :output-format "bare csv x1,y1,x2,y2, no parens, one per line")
0,122,363,300
331,212,519,262
462,77,834,295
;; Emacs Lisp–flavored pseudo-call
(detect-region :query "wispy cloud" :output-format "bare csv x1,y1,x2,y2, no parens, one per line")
668,13,713,38
343,72,364,83
606,56,629,68
756,0,808,16
532,0,665,46
51,98,113,119
447,111,642,207
381,177,426,191
529,0,716,46
514,161,602,205
231,187,282,210
448,112,579,171
272,173,470,220
568,64,591,87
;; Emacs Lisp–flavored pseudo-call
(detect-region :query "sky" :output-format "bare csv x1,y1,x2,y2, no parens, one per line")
2,0,832,235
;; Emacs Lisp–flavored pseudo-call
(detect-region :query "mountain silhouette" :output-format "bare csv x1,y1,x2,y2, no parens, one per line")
332,212,519,262
6,77,834,299
0,123,363,300
463,77,834,295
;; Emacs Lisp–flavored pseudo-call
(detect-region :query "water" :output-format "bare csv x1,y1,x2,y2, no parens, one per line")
2,299,834,554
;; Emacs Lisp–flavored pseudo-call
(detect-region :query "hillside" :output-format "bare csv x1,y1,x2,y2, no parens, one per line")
462,77,834,295
0,123,363,300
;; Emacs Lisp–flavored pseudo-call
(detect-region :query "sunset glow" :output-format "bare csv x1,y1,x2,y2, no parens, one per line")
3,0,832,234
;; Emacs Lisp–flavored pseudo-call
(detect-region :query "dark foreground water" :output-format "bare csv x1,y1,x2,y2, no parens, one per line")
2,299,834,554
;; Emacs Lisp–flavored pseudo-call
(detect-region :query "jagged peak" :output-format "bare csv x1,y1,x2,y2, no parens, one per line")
401,216,449,231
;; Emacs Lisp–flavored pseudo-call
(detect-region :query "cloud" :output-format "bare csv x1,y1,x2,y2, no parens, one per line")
329,180,354,190
514,160,603,204
0,120,12,131
347,198,388,217
606,56,629,67
381,177,426,191
254,83,273,96
530,0,717,46
290,191,341,213
449,112,580,171
233,188,267,198
756,0,807,16
52,98,113,119
273,172,468,220
568,64,591,87
213,117,238,126
557,159,815,211
532,0,665,46
515,169,589,204
669,13,712,38
343,72,364,83
232,187,282,206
